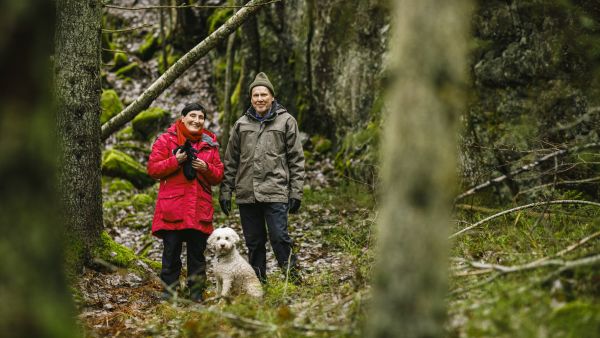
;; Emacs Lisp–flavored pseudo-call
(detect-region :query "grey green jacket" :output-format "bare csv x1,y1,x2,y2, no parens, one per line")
220,102,305,204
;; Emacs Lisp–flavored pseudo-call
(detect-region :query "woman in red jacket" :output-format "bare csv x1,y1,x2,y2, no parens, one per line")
147,102,224,302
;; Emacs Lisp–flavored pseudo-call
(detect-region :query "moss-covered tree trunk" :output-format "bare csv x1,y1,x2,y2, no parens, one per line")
0,1,78,336
55,0,104,270
367,0,472,336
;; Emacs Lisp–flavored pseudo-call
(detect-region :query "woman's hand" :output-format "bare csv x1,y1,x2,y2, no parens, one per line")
175,149,188,164
192,158,208,172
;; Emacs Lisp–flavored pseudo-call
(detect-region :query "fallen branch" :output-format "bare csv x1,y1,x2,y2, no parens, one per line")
449,200,600,239
101,0,273,140
103,0,281,11
455,142,600,202
451,253,600,295
515,176,600,199
102,24,155,33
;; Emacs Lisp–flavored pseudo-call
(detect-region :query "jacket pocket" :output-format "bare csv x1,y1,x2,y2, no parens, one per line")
157,189,185,222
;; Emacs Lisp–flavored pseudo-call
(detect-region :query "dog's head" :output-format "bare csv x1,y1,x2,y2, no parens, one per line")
207,227,240,256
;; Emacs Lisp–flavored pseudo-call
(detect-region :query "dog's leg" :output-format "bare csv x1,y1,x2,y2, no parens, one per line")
220,277,233,298
216,276,223,296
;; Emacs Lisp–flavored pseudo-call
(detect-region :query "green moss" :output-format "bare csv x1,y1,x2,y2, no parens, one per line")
132,193,154,211
94,231,138,268
108,178,136,193
137,33,157,61
550,301,600,337
208,8,233,34
101,149,155,188
115,62,140,78
334,120,380,184
115,125,134,141
111,52,129,70
100,89,124,124
310,135,332,154
131,107,170,140
158,50,181,74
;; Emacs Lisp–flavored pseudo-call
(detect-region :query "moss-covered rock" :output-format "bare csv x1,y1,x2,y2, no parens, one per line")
311,135,333,154
108,178,135,194
335,120,380,183
131,193,154,212
101,149,154,188
137,33,158,61
111,52,129,71
100,89,124,124
115,125,134,142
94,231,138,268
115,62,140,78
131,107,170,140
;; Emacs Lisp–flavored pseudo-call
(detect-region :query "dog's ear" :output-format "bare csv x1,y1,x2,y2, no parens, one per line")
231,230,240,244
207,232,217,250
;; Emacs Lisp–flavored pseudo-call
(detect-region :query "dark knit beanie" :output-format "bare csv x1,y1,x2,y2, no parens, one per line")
248,72,275,96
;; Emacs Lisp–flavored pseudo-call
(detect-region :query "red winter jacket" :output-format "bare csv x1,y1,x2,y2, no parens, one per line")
147,123,224,237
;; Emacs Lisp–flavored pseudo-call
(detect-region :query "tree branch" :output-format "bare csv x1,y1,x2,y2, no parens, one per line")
455,142,600,202
100,0,273,140
103,0,281,11
449,200,600,239
102,24,154,33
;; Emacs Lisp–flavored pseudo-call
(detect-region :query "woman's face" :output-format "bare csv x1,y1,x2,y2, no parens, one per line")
182,110,205,133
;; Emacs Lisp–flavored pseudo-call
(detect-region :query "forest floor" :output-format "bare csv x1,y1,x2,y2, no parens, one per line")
75,168,600,337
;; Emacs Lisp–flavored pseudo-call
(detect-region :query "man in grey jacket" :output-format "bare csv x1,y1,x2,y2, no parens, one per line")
219,72,305,284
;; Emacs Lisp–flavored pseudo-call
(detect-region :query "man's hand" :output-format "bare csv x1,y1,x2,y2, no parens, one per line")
219,198,231,216
192,158,208,172
175,149,188,164
288,198,301,214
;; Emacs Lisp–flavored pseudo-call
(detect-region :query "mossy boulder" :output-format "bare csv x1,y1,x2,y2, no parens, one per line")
115,125,134,142
111,52,129,71
101,149,154,188
131,193,154,212
131,107,170,140
115,62,141,79
108,178,135,194
310,135,333,154
100,89,124,124
334,120,380,183
137,33,158,61
94,231,138,268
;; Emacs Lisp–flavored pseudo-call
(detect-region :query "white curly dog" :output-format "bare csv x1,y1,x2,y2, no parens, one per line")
207,227,264,299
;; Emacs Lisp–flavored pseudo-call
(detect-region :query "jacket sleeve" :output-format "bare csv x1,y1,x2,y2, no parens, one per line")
197,146,224,186
219,121,241,200
147,134,180,179
286,116,305,200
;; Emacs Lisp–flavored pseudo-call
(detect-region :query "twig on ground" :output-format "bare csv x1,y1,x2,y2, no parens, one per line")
449,200,600,239
455,142,600,202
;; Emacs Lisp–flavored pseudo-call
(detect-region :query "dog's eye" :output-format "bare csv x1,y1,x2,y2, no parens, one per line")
225,236,229,240
216,236,220,240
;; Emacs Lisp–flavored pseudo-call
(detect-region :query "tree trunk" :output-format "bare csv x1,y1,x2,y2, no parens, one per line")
220,29,237,152
55,0,104,270
0,1,78,336
101,0,273,140
236,0,261,113
367,0,473,337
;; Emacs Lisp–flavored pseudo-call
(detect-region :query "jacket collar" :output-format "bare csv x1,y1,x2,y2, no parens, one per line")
166,123,219,148
245,101,287,122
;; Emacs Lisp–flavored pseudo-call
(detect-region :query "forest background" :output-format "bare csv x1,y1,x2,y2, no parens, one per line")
1,0,600,337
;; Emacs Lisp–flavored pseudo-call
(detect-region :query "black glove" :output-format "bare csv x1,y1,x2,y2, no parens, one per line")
173,140,198,180
288,198,301,214
219,198,231,216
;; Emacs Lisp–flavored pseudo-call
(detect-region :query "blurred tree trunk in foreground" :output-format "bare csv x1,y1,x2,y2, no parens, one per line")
368,0,473,337
0,0,78,336
55,0,104,271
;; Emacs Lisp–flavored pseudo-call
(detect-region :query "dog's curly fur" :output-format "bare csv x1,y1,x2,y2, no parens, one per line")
207,227,263,299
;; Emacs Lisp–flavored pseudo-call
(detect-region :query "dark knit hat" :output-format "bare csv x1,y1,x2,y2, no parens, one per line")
248,72,275,96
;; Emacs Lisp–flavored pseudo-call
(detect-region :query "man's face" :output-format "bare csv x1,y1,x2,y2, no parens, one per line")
251,86,274,116
182,110,205,133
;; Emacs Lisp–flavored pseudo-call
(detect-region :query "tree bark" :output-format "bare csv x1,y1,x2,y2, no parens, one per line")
55,0,104,269
367,0,473,337
221,30,237,152
0,0,78,336
101,0,272,140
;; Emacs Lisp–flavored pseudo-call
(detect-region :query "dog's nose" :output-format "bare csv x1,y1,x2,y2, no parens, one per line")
220,243,225,248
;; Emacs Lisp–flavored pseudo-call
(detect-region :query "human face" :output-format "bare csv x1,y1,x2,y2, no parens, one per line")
182,110,205,133
251,86,274,116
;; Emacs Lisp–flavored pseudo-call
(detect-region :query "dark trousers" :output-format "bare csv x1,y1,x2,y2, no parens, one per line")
238,202,297,283
159,229,208,292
